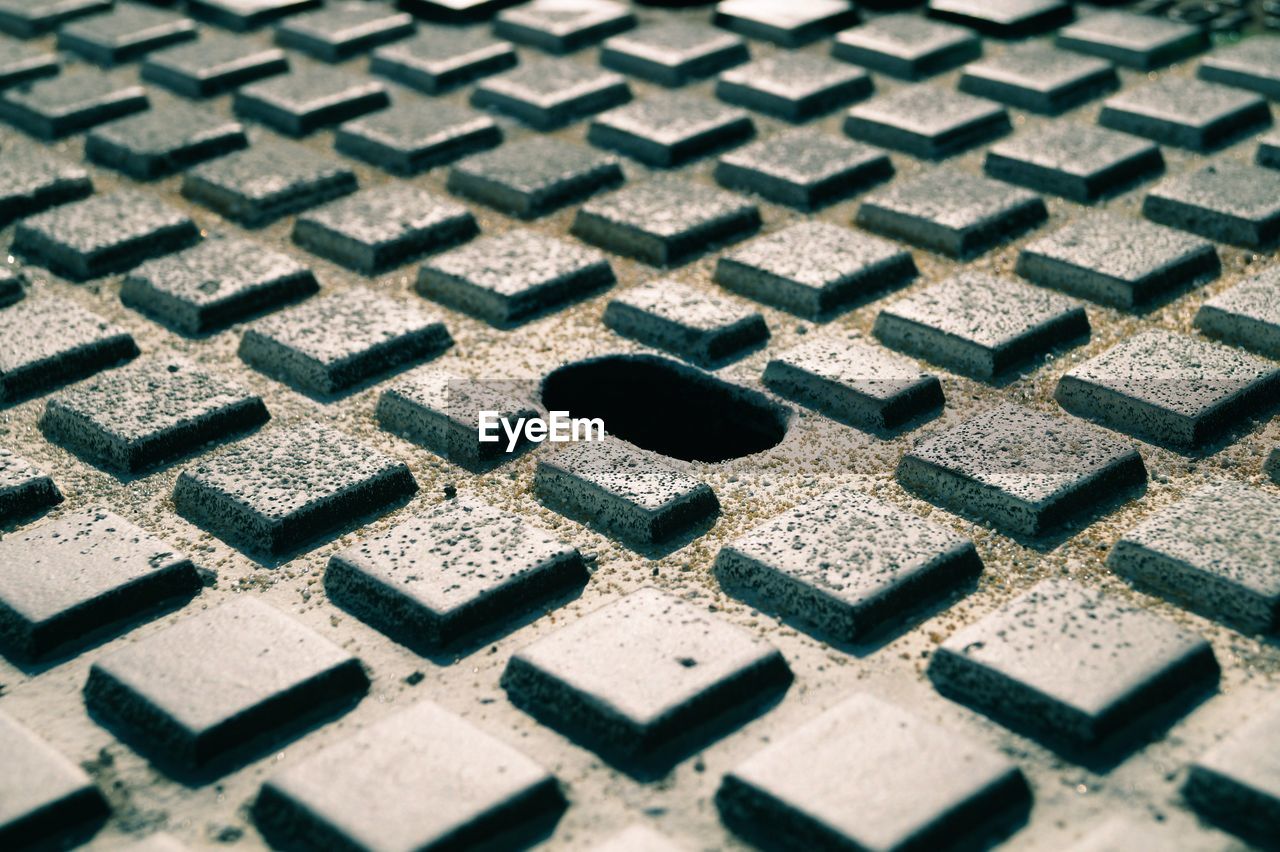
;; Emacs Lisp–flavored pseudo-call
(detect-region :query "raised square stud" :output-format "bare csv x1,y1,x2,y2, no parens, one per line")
122,235,318,336
0,448,60,527
1110,482,1280,634
0,148,91,228
0,266,18,307
832,14,980,80
603,279,768,368
254,701,565,851
1260,131,1280,169
929,579,1218,752
959,43,1117,114
715,53,871,123
84,597,369,776
874,273,1088,382
1195,266,1280,358
0,299,137,404
327,499,587,652
717,694,1029,852
856,169,1047,258
601,23,748,87
292,184,476,274
573,179,760,266
274,2,414,63
716,487,980,643
1056,11,1206,70
535,439,719,549
0,0,110,37
844,86,1009,160
398,0,522,23
369,27,515,94
715,222,916,321
1099,78,1270,152
985,124,1163,203
40,357,268,474
1199,37,1280,100
1017,214,1218,310
13,191,198,281
495,0,635,54
1270,448,1280,486
0,73,148,140
1184,701,1280,848
142,35,289,98
502,587,789,773
713,0,857,48
0,712,107,850
234,66,389,137
85,103,248,180
336,99,500,175
927,0,1072,38
0,508,201,662
472,58,630,130
239,288,452,397
596,826,684,852
418,229,613,327
762,334,943,432
173,423,417,556
714,128,892,210
447,137,623,219
588,92,753,167
1143,163,1280,250
1055,329,1280,453
57,5,196,67
182,141,357,227
187,0,319,32
897,404,1146,538
376,372,539,470
0,37,58,89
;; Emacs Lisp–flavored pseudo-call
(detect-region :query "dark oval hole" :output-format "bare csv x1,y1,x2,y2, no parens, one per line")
541,354,790,463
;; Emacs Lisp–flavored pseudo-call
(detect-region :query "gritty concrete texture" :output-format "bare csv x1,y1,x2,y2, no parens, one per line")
0,37,58,90
120,234,319,336
472,58,631,131
447,137,624,219
1183,697,1280,848
172,423,417,557
534,439,720,549
928,0,1071,37
1199,35,1280,99
715,221,916,320
855,168,1047,258
325,498,587,653
929,579,1219,751
495,0,635,54
601,22,748,87
40,356,268,475
0,507,200,663
573,178,760,266
418,228,614,327
292,184,476,274
185,0,319,32
0,298,138,404
832,14,980,80
233,65,388,137
1109,481,1280,635
762,333,943,432
844,85,1010,160
713,127,892,210
716,693,1030,851
502,587,791,773
1017,213,1219,309
84,103,248,180
1195,265,1280,358
713,0,856,48
369,27,516,94
273,2,414,63
0,0,110,38
714,53,870,122
0,447,60,526
253,699,565,850
0,72,148,139
898,404,1147,538
1100,78,1271,152
336,99,501,176
874,272,1089,381
83,597,369,776
714,485,981,643
959,43,1118,115
1055,11,1206,70
239,288,452,397
1143,162,1280,250
604,279,768,368
984,123,1163,203
1055,329,1280,453
140,35,289,98
587,92,754,168
56,5,197,68
0,711,107,848
0,146,92,227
